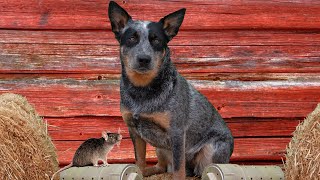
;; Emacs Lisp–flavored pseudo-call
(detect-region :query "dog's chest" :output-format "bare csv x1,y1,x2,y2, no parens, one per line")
121,106,172,148
121,106,171,130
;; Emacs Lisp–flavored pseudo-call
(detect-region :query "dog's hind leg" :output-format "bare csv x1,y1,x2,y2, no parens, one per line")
192,143,215,176
193,139,233,176
143,148,171,177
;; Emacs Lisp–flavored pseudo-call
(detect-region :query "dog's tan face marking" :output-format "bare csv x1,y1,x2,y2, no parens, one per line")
119,20,167,87
121,49,155,87
121,46,166,87
124,51,164,87
125,67,159,87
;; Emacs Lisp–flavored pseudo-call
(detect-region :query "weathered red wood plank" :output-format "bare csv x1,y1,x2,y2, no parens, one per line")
183,73,320,81
1,44,320,73
46,116,300,141
47,116,128,141
2,54,319,73
58,161,284,167
1,79,319,118
1,0,320,30
0,73,319,82
1,30,320,46
54,138,290,165
4,44,320,57
226,118,300,138
55,139,156,164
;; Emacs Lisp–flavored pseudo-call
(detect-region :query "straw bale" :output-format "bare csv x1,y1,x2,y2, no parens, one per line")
284,103,320,180
0,93,58,180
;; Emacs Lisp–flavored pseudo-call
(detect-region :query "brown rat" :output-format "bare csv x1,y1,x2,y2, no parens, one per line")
51,130,122,180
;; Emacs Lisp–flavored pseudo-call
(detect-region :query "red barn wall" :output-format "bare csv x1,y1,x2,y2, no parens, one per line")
1,0,320,166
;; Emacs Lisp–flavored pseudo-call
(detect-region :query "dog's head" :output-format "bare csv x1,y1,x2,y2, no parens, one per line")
108,1,185,86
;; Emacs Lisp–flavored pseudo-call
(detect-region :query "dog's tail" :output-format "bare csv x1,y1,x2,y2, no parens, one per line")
51,162,73,180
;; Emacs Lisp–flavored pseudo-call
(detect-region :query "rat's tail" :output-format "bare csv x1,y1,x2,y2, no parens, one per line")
51,162,73,180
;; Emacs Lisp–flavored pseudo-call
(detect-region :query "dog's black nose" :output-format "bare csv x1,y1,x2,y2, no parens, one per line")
137,55,151,66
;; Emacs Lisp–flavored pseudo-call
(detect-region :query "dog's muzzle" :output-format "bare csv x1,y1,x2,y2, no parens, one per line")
136,55,151,70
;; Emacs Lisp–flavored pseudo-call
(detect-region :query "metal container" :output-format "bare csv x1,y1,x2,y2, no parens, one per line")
201,164,284,180
59,164,143,180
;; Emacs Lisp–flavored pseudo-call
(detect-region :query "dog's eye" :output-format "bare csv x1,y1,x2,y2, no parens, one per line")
125,33,139,47
129,36,136,42
152,38,160,44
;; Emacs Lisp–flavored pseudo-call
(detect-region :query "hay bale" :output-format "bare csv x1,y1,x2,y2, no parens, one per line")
0,93,59,180
284,103,320,180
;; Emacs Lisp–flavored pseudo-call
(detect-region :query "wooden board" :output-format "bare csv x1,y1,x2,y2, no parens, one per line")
1,0,320,30
1,43,320,73
1,30,320,46
54,138,290,165
1,0,319,167
46,116,300,141
1,72,320,82
1,78,319,118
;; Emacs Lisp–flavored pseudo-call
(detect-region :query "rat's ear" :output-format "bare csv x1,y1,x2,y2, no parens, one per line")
159,8,186,41
102,131,108,140
108,1,132,41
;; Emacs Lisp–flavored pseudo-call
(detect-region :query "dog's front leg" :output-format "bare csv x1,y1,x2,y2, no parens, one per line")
171,130,186,180
129,129,147,172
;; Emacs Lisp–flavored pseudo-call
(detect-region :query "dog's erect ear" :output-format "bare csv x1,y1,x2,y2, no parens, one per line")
159,8,186,41
108,1,132,41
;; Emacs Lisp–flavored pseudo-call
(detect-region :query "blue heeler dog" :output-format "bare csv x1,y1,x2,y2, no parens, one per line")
108,1,234,179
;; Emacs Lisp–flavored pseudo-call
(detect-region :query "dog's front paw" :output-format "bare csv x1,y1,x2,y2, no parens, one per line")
141,168,153,177
141,165,167,177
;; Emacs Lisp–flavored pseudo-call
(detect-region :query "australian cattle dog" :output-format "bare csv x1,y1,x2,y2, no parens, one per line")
108,1,234,179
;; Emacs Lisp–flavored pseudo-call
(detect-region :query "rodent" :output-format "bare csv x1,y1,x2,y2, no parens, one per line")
51,130,122,180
